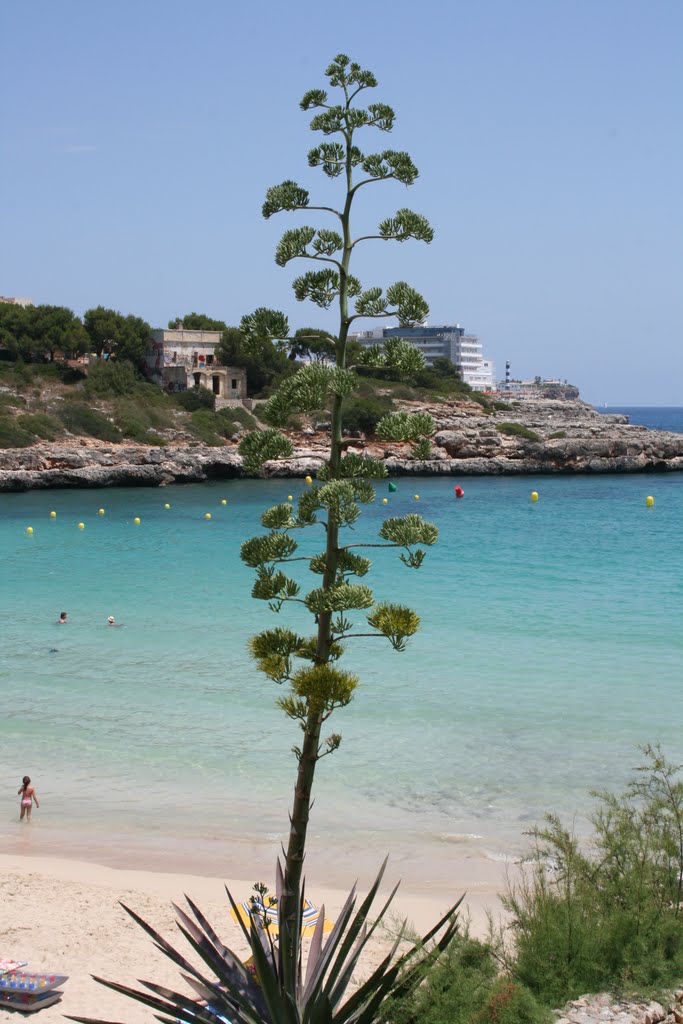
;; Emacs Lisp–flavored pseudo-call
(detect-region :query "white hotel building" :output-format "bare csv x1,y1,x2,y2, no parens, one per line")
351,324,495,391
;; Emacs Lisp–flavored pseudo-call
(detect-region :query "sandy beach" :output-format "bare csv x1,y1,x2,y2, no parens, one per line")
0,845,507,1024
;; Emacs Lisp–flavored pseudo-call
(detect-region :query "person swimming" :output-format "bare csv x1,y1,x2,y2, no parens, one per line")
18,776,39,822
107,616,123,627
57,612,67,624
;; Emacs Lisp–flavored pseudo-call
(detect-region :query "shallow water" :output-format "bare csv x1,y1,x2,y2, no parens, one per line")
1,472,682,877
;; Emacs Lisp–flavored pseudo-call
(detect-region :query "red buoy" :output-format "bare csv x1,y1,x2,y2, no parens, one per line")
454,486,464,498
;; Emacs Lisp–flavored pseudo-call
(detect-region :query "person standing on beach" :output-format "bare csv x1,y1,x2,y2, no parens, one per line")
18,776,39,822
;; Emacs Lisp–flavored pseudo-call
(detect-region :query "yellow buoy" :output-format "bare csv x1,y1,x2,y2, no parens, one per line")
49,511,56,519
304,475,313,485
205,513,212,520
98,508,105,516
164,503,171,509
646,495,655,508
287,495,293,502
26,526,34,535
382,498,388,504
414,494,420,500
78,522,85,530
133,517,141,525
530,491,539,503
221,499,227,506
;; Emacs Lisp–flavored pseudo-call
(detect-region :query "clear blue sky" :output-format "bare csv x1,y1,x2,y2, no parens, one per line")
3,0,682,404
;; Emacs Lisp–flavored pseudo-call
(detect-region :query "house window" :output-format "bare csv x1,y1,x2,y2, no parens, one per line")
206,354,214,365
231,378,238,390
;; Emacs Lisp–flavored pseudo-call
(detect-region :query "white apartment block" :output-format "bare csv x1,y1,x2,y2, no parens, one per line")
351,324,495,391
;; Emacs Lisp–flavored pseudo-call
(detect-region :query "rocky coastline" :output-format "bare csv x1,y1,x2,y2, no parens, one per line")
1,399,682,492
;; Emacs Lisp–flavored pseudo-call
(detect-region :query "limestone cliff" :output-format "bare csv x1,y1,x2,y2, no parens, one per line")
0,399,681,491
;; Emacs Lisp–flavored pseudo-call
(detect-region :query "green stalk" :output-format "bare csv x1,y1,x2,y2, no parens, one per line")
279,94,355,990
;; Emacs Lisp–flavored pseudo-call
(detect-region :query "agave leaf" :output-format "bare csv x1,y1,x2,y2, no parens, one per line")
324,923,367,1013
389,894,464,973
184,894,240,968
142,980,228,1022
182,974,218,1003
299,884,357,1006
248,920,297,1024
118,902,201,979
225,884,255,947
345,903,463,1024
174,919,264,1022
118,903,248,1019
181,968,267,1024
87,977,207,1024
173,905,250,987
67,1018,129,1024
310,858,389,1003
326,878,401,1008
302,990,334,1024
334,924,405,1023
303,901,326,993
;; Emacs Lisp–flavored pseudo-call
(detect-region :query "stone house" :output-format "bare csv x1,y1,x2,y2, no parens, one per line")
145,328,247,403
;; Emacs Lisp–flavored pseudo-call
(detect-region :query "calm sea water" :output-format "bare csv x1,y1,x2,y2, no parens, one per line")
601,406,683,433
1,415,683,880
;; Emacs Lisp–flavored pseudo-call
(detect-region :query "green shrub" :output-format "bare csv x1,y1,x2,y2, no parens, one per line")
502,745,683,1006
341,395,393,434
410,438,433,460
491,400,512,411
15,412,63,440
548,430,567,439
112,396,173,442
496,422,540,442
0,393,23,411
85,359,141,396
57,402,121,442
383,933,550,1024
55,362,87,384
468,391,493,411
471,980,550,1024
224,405,257,431
174,386,216,412
0,415,35,448
189,409,226,446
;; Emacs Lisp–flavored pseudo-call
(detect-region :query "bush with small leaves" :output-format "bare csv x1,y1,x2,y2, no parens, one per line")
15,412,63,440
57,402,121,442
0,416,35,448
496,421,540,442
84,359,140,397
341,394,393,434
173,386,216,412
501,745,683,1007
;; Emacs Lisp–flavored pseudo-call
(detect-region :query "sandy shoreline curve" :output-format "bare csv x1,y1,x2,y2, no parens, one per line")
0,846,507,1024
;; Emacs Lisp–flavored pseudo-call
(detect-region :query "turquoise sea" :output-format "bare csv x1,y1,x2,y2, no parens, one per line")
1,433,683,882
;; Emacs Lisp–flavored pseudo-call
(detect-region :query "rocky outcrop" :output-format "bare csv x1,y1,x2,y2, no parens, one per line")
0,444,244,492
556,989,683,1024
1,400,682,491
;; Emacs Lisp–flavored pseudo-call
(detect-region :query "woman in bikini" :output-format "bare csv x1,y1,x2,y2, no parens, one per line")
18,776,39,821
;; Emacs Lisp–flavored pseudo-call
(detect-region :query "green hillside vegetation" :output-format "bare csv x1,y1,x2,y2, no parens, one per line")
0,358,262,449
0,340,485,449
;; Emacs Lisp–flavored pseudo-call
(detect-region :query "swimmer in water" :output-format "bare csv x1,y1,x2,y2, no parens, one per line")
107,616,123,627
58,611,67,624
18,776,39,822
